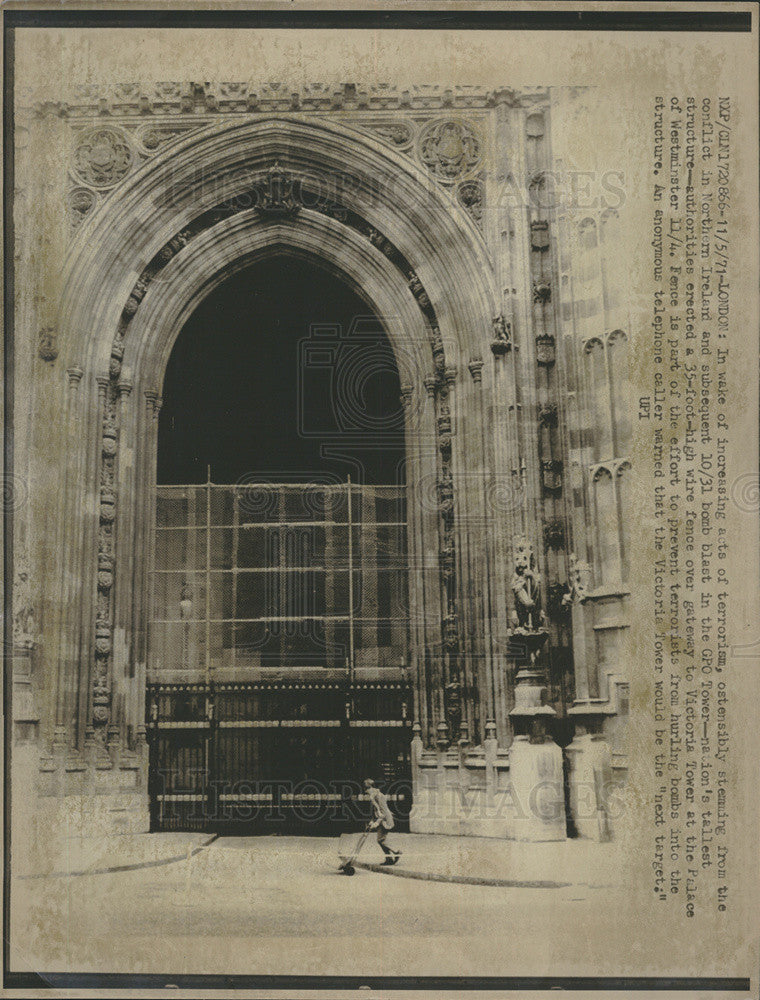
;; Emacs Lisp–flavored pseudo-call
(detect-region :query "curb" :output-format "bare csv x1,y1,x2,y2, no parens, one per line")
354,860,570,888
15,834,219,880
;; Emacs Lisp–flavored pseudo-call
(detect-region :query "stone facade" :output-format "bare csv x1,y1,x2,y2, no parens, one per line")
12,82,631,842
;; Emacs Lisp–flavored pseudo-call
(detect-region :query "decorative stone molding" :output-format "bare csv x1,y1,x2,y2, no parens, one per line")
20,81,551,118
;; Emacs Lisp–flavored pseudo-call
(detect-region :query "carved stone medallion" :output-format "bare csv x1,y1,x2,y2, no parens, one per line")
418,119,481,182
72,126,134,189
456,178,484,226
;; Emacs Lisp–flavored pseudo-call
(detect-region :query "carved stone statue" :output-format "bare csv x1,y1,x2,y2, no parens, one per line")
13,549,35,649
562,552,592,606
510,537,544,632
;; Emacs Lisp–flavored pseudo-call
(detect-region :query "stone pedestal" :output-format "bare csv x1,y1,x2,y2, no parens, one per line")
509,735,566,842
565,731,613,841
507,629,567,842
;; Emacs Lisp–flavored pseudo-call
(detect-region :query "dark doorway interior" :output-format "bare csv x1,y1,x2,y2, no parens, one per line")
149,254,413,835
157,255,406,486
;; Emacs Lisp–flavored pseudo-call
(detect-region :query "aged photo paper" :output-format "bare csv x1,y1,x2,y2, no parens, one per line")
3,5,759,998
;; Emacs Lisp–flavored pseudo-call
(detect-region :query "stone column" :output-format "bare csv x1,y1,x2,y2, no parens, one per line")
53,365,86,754
112,375,134,745
465,356,493,744
489,323,519,743
419,373,445,746
401,384,428,739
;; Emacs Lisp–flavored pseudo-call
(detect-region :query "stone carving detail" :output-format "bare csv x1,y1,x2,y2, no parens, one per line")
134,124,198,153
109,343,124,379
468,358,484,383
490,314,512,356
92,379,119,730
535,333,556,366
13,546,35,649
437,391,452,460
72,126,134,189
533,278,551,304
526,112,546,139
443,606,459,650
68,187,96,228
439,542,455,581
38,327,58,362
563,553,592,606
456,178,484,227
510,538,544,632
541,459,563,495
97,553,113,592
430,328,446,373
418,119,481,182
366,227,397,262
437,471,454,518
538,403,558,427
444,678,461,730
365,121,414,149
543,518,565,550
407,270,430,309
254,163,301,217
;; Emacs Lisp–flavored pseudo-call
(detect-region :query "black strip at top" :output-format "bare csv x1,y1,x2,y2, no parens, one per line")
1,9,753,32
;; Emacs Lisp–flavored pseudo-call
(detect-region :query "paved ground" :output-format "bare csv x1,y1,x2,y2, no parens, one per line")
10,833,639,979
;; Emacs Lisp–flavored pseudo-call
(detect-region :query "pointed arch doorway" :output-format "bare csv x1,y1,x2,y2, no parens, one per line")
53,116,501,837
147,253,414,834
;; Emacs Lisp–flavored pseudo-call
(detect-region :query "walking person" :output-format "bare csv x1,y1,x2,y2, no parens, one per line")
364,778,402,865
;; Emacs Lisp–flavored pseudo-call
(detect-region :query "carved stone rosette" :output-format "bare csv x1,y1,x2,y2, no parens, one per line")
418,119,482,183
72,125,134,189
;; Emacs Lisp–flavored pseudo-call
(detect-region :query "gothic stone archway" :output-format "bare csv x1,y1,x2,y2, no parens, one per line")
43,114,508,830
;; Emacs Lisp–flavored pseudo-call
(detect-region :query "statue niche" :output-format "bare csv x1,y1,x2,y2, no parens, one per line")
509,537,546,634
